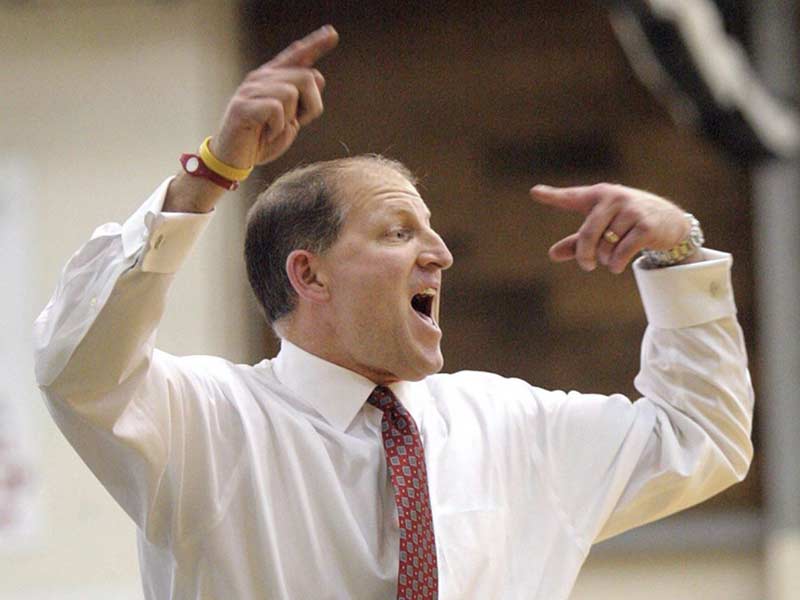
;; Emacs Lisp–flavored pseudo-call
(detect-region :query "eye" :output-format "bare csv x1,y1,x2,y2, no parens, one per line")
388,227,413,241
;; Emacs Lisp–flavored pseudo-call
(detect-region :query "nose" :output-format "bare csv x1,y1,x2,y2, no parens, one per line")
419,228,454,270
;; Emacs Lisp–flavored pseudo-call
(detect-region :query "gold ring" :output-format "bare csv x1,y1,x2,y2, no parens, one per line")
603,229,621,244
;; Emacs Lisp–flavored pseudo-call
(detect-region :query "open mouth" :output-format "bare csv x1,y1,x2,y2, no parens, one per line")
411,288,437,325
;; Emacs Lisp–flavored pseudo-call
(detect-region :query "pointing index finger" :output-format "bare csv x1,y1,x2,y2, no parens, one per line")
268,25,340,68
530,184,600,215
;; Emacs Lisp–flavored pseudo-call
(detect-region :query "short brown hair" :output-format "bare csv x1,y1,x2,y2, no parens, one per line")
245,155,416,328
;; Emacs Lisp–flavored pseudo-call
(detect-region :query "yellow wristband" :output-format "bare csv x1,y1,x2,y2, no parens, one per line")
198,137,254,182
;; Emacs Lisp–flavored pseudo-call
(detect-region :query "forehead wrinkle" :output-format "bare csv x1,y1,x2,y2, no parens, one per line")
334,164,434,230
347,187,432,230
379,198,432,222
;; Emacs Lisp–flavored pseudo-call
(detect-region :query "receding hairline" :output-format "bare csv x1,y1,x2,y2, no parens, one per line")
325,157,420,213
247,154,418,224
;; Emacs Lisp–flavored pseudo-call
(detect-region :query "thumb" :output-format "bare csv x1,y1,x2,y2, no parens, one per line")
548,232,579,263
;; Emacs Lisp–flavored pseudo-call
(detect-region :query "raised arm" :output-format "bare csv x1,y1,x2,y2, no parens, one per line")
33,27,339,547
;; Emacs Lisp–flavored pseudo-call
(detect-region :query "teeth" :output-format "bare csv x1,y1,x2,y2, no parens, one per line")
419,288,436,297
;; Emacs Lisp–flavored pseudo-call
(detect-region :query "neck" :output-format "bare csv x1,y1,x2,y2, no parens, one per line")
280,317,400,385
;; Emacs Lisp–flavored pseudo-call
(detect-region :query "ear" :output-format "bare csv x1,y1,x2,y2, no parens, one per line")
285,249,330,304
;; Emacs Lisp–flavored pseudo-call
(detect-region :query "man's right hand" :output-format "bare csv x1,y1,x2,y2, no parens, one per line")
164,26,339,213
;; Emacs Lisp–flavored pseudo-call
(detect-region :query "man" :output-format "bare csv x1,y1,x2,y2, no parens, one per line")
34,26,753,600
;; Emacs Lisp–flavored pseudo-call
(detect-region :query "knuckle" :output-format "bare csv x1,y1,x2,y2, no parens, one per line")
252,66,275,79
305,103,323,121
270,83,295,103
634,218,655,239
227,97,249,117
301,69,316,86
609,192,630,208
238,83,259,97
577,225,596,243
266,98,285,116
262,67,279,79
579,217,602,236
593,182,616,196
282,83,300,101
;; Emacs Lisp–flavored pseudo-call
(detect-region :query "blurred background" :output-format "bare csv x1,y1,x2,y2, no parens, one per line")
2,0,798,598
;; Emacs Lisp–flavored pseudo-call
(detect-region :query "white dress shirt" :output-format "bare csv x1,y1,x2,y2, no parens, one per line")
34,179,754,600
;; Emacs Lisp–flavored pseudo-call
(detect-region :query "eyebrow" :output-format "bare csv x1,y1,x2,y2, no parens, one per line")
383,203,432,223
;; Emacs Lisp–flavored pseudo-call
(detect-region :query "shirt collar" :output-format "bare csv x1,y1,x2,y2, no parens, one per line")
272,339,422,432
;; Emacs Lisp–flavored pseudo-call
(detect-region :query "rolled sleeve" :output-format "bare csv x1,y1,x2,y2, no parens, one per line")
633,249,736,329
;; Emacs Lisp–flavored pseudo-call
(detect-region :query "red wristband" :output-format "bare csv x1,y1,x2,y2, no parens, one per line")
180,153,240,191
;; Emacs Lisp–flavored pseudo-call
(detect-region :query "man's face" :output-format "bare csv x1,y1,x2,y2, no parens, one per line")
318,165,454,383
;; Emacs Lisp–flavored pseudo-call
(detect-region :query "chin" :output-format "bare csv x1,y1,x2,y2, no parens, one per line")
404,351,444,381
429,353,445,375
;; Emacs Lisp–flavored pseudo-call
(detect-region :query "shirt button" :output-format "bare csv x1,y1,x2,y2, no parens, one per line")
90,297,98,307
153,234,165,249
710,280,722,297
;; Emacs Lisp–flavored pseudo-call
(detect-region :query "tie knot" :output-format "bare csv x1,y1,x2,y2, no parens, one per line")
367,385,400,413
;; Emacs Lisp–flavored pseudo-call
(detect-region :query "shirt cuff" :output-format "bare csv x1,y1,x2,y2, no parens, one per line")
632,249,737,329
121,177,214,274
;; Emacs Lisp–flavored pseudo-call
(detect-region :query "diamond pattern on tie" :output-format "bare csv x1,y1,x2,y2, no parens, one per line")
368,386,438,600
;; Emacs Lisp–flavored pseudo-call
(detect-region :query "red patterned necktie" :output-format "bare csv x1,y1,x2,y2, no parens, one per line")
368,386,438,600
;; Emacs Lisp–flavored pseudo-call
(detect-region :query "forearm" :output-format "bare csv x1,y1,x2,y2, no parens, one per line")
595,251,753,540
538,250,753,545
162,171,226,214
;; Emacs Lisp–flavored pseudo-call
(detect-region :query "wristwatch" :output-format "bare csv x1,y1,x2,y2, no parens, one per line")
180,152,240,191
641,213,704,267
179,137,254,192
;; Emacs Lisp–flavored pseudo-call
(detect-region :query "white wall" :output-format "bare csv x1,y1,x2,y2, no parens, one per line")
1,1,253,597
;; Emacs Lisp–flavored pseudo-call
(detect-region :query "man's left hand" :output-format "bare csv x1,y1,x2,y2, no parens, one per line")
530,183,696,274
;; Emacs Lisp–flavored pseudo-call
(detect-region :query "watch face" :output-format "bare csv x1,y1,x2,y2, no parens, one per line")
186,156,200,173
